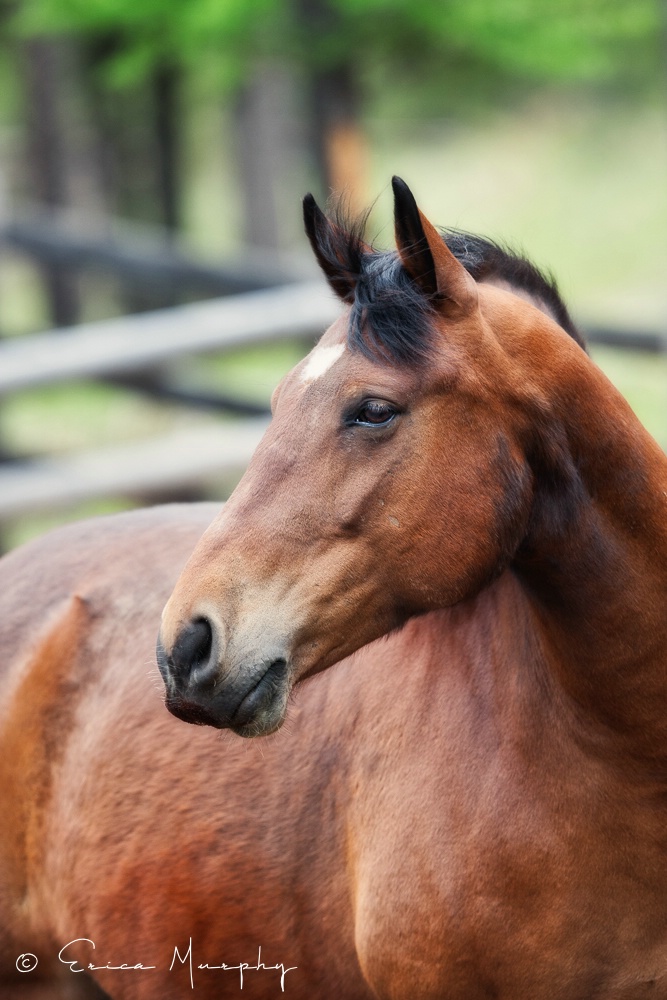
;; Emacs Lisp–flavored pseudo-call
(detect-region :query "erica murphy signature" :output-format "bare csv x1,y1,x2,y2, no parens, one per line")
39,938,296,991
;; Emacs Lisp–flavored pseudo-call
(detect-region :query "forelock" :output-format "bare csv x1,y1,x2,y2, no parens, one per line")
322,203,585,366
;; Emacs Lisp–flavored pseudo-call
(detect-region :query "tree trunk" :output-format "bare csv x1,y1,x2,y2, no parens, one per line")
83,40,182,309
298,0,369,211
233,66,293,250
153,64,181,235
308,61,369,211
22,38,80,327
84,42,182,232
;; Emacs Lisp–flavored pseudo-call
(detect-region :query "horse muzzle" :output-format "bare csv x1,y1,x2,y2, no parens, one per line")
156,617,291,737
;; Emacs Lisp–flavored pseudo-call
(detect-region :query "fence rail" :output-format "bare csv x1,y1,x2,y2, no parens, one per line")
586,327,667,354
0,421,270,519
0,282,341,524
0,282,338,395
0,278,663,524
0,211,304,297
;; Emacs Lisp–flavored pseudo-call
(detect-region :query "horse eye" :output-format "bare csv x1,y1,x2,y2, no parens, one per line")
353,401,397,427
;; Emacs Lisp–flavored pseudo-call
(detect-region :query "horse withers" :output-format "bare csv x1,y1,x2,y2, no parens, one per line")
1,178,666,999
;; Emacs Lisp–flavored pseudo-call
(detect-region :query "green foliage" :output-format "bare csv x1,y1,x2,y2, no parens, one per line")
13,0,286,88
330,0,660,82
10,0,662,93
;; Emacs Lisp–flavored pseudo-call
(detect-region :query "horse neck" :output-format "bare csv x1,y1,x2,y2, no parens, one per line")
513,340,667,762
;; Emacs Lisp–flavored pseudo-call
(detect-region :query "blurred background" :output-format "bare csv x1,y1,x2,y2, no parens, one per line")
0,0,664,549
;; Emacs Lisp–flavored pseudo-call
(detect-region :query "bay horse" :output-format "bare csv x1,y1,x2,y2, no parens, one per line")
0,177,665,1000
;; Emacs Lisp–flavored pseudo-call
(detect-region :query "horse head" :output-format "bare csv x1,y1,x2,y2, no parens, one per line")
157,177,586,736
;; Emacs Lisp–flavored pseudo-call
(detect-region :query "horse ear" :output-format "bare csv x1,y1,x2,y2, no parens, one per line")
303,193,366,305
392,176,477,315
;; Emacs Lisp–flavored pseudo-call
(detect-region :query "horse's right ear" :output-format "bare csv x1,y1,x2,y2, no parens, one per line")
303,194,365,305
392,176,477,316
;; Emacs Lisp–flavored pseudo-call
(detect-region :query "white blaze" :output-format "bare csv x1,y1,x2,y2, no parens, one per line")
299,343,345,384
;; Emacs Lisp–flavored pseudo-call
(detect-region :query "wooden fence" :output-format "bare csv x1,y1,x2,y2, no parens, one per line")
0,282,339,520
0,211,303,301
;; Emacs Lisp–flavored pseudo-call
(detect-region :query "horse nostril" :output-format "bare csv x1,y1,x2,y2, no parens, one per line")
171,617,214,682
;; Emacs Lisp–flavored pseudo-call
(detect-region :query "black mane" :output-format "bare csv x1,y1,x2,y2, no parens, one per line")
443,231,583,349
326,211,584,364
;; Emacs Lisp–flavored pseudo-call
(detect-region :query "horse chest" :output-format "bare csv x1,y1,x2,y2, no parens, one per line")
346,741,667,1000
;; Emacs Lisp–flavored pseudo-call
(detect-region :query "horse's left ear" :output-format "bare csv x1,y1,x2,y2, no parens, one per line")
392,176,478,316
303,193,368,305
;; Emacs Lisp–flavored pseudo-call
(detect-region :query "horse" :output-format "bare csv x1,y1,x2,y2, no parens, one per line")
0,177,665,1000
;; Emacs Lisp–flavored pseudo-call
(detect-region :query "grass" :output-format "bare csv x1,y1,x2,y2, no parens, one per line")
368,97,666,332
